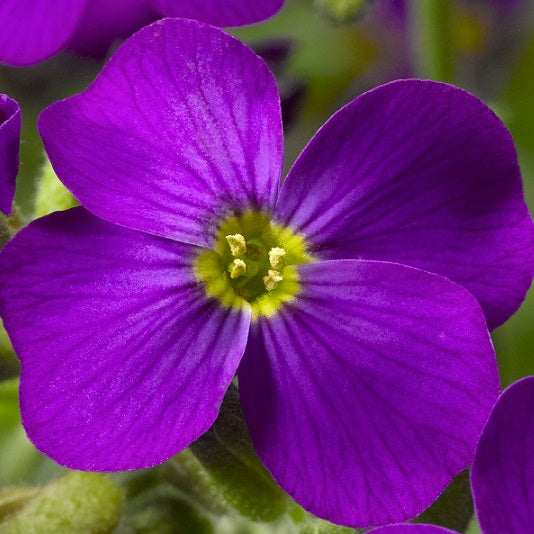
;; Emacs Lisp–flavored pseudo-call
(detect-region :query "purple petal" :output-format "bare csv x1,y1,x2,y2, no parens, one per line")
39,19,282,248
67,0,158,58
275,80,534,330
0,0,87,66
368,526,458,534
0,95,21,216
239,259,498,527
471,375,534,534
0,208,251,470
151,0,284,26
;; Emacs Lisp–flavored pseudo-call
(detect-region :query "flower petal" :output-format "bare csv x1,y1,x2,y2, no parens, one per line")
368,526,457,534
238,259,498,527
275,79,534,329
471,375,534,534
67,0,157,58
0,0,87,66
151,0,284,27
0,208,251,470
39,19,282,248
0,95,21,216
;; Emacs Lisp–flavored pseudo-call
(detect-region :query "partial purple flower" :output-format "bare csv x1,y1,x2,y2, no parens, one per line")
0,95,21,216
0,19,532,527
0,0,154,66
65,0,157,58
471,375,534,533
368,376,534,533
0,0,283,67
369,526,456,534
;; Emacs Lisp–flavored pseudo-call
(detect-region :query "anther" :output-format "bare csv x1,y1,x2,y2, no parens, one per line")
263,269,283,291
226,234,247,257
268,247,286,269
229,259,247,279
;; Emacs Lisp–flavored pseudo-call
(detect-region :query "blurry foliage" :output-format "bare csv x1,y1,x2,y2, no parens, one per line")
492,8,534,386
34,159,78,218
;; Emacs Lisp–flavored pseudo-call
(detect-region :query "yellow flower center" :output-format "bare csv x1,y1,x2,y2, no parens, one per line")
194,211,313,320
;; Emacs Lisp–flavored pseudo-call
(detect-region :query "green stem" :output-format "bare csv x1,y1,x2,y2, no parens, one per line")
409,0,455,82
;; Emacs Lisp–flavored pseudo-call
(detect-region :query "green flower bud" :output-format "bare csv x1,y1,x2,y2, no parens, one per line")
0,488,38,521
315,0,370,23
0,472,123,533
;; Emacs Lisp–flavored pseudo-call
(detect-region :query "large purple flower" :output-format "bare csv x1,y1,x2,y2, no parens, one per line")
0,19,533,527
0,94,21,216
0,0,283,66
368,375,534,533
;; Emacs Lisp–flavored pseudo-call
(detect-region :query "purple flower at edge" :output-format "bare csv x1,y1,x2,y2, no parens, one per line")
0,94,21,216
368,375,534,533
0,19,533,528
0,0,284,67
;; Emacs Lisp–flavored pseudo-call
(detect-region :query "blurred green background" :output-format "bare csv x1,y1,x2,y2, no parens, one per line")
0,0,532,532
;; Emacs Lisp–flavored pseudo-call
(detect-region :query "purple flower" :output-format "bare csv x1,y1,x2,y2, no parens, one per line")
0,94,21,216
0,19,533,527
368,376,534,533
0,0,283,67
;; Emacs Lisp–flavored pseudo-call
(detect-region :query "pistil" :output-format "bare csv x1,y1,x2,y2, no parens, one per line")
194,210,313,319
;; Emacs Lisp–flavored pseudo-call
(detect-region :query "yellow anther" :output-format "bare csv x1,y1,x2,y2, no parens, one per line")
268,247,286,270
226,234,247,257
263,269,283,291
229,259,247,279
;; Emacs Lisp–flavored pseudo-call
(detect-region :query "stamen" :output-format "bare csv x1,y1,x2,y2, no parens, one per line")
229,259,247,279
226,234,246,257
268,247,286,269
263,269,283,291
